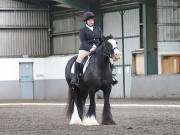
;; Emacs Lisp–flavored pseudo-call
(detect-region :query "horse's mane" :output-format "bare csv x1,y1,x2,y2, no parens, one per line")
100,34,113,45
91,34,114,58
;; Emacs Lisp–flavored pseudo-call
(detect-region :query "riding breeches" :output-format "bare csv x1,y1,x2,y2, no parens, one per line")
76,50,90,63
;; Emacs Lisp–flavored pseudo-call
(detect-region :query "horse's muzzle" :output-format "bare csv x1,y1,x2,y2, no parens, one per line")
112,53,120,61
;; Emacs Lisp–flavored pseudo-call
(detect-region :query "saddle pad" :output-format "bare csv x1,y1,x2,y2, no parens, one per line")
71,56,91,74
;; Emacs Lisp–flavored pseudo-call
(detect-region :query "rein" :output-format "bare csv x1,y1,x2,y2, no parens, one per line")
95,37,114,59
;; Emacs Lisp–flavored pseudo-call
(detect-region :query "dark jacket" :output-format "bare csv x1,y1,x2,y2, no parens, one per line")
79,26,104,51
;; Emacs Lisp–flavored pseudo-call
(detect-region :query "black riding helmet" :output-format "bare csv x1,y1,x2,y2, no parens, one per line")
83,11,95,22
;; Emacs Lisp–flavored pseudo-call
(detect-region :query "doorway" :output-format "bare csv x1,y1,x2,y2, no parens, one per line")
19,62,34,99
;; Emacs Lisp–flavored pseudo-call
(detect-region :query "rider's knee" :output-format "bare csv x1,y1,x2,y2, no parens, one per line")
76,50,89,63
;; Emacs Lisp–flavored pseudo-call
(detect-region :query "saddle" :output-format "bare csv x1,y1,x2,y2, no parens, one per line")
80,51,96,74
81,56,89,70
71,55,92,75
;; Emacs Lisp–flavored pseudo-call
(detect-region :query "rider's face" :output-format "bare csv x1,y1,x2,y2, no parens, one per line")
86,19,94,27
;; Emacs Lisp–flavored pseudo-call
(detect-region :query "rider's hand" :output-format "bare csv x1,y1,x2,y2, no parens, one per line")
90,44,97,52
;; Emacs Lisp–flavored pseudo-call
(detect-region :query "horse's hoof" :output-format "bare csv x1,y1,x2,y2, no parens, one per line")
83,115,99,126
102,119,116,125
69,103,83,125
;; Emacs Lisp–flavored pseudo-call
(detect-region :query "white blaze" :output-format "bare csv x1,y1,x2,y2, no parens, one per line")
108,39,120,55
108,39,117,49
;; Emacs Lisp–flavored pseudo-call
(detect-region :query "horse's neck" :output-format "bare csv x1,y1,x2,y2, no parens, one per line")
94,47,110,68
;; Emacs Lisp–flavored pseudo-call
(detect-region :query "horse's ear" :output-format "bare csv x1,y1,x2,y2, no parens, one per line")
109,34,113,38
104,34,113,40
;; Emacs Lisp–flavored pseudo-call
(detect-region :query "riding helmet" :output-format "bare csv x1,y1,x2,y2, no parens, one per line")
83,11,95,21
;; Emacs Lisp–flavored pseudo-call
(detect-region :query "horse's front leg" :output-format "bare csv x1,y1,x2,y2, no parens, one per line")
102,85,116,125
83,90,99,126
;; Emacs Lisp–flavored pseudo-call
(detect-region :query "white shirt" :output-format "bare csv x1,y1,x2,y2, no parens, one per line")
86,24,93,31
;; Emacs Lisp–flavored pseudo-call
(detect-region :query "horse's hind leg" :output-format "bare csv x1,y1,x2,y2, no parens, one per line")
68,88,83,125
83,91,99,126
76,94,86,120
102,86,116,125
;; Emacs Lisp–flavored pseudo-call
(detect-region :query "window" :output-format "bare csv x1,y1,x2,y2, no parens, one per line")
161,56,180,74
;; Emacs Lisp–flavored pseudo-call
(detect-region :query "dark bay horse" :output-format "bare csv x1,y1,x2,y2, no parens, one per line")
65,35,120,126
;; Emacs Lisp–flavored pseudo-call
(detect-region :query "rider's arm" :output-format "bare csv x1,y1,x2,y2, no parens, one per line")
79,29,92,51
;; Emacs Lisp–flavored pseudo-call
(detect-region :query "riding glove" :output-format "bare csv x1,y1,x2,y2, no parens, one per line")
90,44,97,52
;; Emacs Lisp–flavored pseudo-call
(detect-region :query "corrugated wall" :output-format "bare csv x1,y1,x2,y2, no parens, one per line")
52,11,83,55
0,29,48,56
103,8,140,98
0,0,44,8
0,11,48,27
103,9,140,65
157,0,180,41
157,0,180,74
0,0,49,57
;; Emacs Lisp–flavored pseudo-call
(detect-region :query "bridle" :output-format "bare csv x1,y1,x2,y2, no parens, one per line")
99,37,117,59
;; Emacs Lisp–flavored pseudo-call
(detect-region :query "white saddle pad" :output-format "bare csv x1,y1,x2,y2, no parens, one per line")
71,56,91,74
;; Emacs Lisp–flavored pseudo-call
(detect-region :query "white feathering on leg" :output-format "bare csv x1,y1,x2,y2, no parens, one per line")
69,103,82,125
83,115,99,126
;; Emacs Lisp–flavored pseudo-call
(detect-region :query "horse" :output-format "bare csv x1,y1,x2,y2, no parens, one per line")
65,35,120,126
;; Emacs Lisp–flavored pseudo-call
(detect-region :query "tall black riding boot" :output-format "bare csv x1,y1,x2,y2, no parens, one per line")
71,62,81,88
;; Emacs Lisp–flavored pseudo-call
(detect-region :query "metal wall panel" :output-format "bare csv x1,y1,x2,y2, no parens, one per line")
157,0,180,41
103,12,122,37
103,9,140,98
158,25,180,41
111,67,124,98
157,0,180,74
75,15,84,30
157,0,179,7
0,0,44,8
53,14,83,33
53,16,75,33
53,35,76,55
75,34,81,52
52,14,83,54
124,8,139,37
0,0,49,57
0,11,48,27
124,38,140,65
0,29,49,57
103,8,139,37
103,9,140,64
157,8,180,24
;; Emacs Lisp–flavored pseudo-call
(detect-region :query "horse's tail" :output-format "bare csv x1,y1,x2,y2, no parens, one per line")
65,55,77,83
66,87,75,118
65,56,77,118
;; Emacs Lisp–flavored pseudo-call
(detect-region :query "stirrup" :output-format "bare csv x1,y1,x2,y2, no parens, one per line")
112,78,118,85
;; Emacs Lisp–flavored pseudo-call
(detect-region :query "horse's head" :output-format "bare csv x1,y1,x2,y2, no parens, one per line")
101,35,120,61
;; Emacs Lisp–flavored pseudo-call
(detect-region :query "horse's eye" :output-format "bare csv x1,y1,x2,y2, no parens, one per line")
116,41,118,44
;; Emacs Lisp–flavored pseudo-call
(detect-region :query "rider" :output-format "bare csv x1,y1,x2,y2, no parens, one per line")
71,11,117,88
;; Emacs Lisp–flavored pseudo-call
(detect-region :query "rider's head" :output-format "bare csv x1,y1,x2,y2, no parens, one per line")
83,11,95,27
